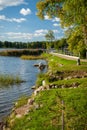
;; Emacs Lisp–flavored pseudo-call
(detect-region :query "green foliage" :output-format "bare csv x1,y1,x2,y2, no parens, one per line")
67,27,86,58
37,0,87,26
45,30,55,50
0,74,23,86
45,30,55,42
37,0,87,52
0,41,47,49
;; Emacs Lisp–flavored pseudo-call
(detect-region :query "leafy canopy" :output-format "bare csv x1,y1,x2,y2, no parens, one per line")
37,0,87,27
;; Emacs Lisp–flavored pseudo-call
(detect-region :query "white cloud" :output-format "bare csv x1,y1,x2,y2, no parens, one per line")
10,18,26,23
0,0,25,10
35,29,48,34
34,29,48,37
53,30,59,33
44,15,51,20
1,29,60,41
0,15,26,23
53,23,61,27
5,32,32,40
52,17,60,22
0,15,6,20
20,8,31,16
3,29,48,41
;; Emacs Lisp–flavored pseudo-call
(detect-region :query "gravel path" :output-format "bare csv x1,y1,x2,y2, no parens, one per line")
50,52,87,62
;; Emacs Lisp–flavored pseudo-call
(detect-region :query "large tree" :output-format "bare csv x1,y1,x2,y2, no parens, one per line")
67,26,86,58
37,0,87,45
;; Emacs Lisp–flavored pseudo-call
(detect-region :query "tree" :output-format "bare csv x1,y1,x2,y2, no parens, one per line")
45,30,55,49
67,26,86,58
37,0,87,45
45,30,55,42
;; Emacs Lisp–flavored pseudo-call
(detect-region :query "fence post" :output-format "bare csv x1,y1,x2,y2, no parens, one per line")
62,100,64,130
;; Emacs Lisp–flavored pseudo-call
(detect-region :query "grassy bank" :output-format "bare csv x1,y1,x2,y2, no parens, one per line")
0,74,24,86
9,88,86,130
6,53,87,130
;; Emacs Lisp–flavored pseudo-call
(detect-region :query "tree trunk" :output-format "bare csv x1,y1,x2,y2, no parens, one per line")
83,25,87,45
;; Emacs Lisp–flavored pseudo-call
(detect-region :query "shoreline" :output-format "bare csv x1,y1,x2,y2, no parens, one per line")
2,53,87,130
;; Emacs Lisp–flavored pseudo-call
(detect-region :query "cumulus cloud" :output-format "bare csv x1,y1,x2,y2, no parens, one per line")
44,15,51,20
10,18,26,23
52,17,60,22
34,29,48,37
0,15,6,20
0,15,26,23
20,8,31,16
53,30,59,33
53,23,61,27
1,29,60,41
5,32,32,40
3,29,48,41
0,0,25,10
35,29,48,34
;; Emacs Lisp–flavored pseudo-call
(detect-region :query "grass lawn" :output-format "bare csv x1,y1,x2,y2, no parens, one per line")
7,53,87,130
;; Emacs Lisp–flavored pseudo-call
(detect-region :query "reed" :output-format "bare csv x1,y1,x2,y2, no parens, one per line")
0,49,44,57
0,74,24,86
20,55,44,60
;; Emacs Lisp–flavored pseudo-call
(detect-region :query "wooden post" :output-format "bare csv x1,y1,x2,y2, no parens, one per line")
77,58,80,65
62,100,64,130
0,122,4,130
86,50,87,59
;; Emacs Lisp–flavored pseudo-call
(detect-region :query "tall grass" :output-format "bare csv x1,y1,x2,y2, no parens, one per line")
20,55,44,60
0,74,24,86
0,49,44,57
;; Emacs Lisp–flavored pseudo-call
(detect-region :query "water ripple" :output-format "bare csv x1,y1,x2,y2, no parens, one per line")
0,56,46,120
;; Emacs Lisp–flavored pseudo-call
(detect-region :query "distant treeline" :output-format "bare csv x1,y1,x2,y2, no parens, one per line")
0,39,68,50
0,39,69,57
0,41,47,49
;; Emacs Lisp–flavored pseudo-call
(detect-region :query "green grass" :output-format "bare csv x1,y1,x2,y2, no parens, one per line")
7,53,87,130
15,96,29,108
0,74,24,86
44,53,87,71
10,88,87,130
54,77,87,87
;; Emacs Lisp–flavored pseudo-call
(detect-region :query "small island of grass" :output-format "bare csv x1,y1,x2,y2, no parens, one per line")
0,74,24,86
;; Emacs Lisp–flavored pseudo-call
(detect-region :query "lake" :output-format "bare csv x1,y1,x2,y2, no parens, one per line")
0,56,46,121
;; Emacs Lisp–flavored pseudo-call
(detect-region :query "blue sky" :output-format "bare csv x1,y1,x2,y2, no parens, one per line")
0,0,66,42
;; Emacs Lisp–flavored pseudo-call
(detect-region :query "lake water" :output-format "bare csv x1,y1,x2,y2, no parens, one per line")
0,56,46,121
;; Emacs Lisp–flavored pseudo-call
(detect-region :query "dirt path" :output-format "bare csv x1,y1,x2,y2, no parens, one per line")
50,52,87,62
